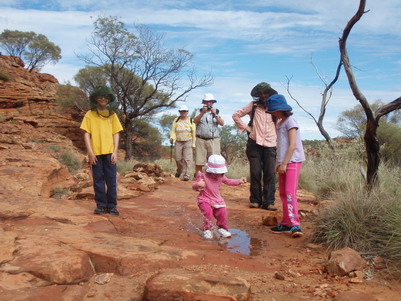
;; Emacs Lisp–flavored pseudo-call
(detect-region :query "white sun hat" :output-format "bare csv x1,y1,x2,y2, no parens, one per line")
178,105,188,111
202,93,217,103
205,154,227,174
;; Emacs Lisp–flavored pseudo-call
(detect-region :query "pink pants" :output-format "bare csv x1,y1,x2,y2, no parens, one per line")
198,202,228,230
279,162,302,227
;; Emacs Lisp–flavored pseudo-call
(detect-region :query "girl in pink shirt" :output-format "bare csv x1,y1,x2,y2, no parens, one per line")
192,155,247,239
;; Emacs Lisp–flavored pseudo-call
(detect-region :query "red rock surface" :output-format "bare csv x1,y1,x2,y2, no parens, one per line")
1,56,401,300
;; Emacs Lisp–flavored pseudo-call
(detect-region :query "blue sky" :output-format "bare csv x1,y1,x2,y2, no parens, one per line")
1,0,400,139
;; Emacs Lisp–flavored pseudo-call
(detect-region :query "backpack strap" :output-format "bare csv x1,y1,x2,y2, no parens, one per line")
176,116,194,124
248,103,257,127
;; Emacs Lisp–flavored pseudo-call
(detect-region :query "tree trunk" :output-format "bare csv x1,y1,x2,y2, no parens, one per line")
364,118,380,189
316,122,335,150
124,119,134,160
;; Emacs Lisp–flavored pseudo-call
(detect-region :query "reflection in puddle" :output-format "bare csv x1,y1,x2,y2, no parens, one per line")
157,201,265,256
213,229,265,256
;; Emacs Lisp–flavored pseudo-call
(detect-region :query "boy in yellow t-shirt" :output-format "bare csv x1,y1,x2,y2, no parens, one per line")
80,86,123,215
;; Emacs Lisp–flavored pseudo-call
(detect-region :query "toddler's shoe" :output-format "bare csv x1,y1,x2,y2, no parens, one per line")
218,228,232,238
203,230,213,239
108,207,120,216
93,206,107,215
290,226,303,238
270,224,292,233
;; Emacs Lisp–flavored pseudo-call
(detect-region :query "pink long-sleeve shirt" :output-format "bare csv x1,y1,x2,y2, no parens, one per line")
232,102,277,147
192,172,242,207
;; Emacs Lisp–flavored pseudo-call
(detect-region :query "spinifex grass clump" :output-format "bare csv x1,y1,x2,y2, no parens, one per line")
311,163,401,277
58,150,82,173
311,187,380,251
299,139,365,199
117,159,138,176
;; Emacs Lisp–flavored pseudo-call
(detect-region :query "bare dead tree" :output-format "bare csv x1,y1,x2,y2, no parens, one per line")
285,57,342,149
339,0,401,189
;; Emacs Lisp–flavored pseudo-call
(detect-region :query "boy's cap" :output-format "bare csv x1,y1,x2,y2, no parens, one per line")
266,94,293,113
202,93,217,103
178,105,189,112
89,86,116,103
205,154,227,174
250,82,278,97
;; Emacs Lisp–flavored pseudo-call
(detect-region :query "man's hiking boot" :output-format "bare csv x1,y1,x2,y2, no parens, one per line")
94,207,107,215
261,204,277,211
249,202,260,208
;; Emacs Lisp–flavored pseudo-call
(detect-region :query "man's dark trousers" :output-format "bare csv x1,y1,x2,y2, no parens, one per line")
246,138,276,207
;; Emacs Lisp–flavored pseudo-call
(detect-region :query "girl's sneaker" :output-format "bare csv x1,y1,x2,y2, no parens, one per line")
290,226,303,238
218,228,232,238
270,224,292,233
203,230,213,239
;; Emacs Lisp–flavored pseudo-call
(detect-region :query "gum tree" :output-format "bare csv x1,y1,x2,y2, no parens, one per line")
0,29,61,71
78,16,213,159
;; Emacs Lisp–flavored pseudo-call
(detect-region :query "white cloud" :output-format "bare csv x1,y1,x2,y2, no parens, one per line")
1,0,400,141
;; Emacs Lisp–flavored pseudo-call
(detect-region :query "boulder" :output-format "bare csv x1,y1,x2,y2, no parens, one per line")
143,270,251,301
325,247,366,276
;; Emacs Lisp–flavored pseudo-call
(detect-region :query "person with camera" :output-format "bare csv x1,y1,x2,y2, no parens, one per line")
193,93,224,177
232,82,278,211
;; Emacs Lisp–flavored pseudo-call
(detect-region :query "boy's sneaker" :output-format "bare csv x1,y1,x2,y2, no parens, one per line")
183,175,190,181
93,207,107,215
290,226,303,238
108,207,120,216
271,224,292,233
203,230,213,239
218,228,232,238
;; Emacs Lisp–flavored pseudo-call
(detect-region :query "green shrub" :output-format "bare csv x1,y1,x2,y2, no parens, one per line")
58,151,81,173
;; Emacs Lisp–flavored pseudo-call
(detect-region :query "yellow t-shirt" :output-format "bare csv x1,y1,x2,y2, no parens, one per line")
80,110,123,155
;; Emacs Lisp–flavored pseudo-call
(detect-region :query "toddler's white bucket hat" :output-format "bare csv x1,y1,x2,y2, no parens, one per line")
206,154,227,174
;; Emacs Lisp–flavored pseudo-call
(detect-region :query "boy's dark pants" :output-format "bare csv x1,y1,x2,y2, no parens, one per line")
246,138,276,206
92,154,117,209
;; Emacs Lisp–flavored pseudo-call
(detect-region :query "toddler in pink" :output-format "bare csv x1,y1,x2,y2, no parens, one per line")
192,154,247,239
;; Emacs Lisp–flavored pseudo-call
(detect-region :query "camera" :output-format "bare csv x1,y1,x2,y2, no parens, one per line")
201,105,213,111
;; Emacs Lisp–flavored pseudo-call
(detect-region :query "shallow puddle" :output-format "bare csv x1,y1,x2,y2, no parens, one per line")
156,203,266,256
213,228,265,256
